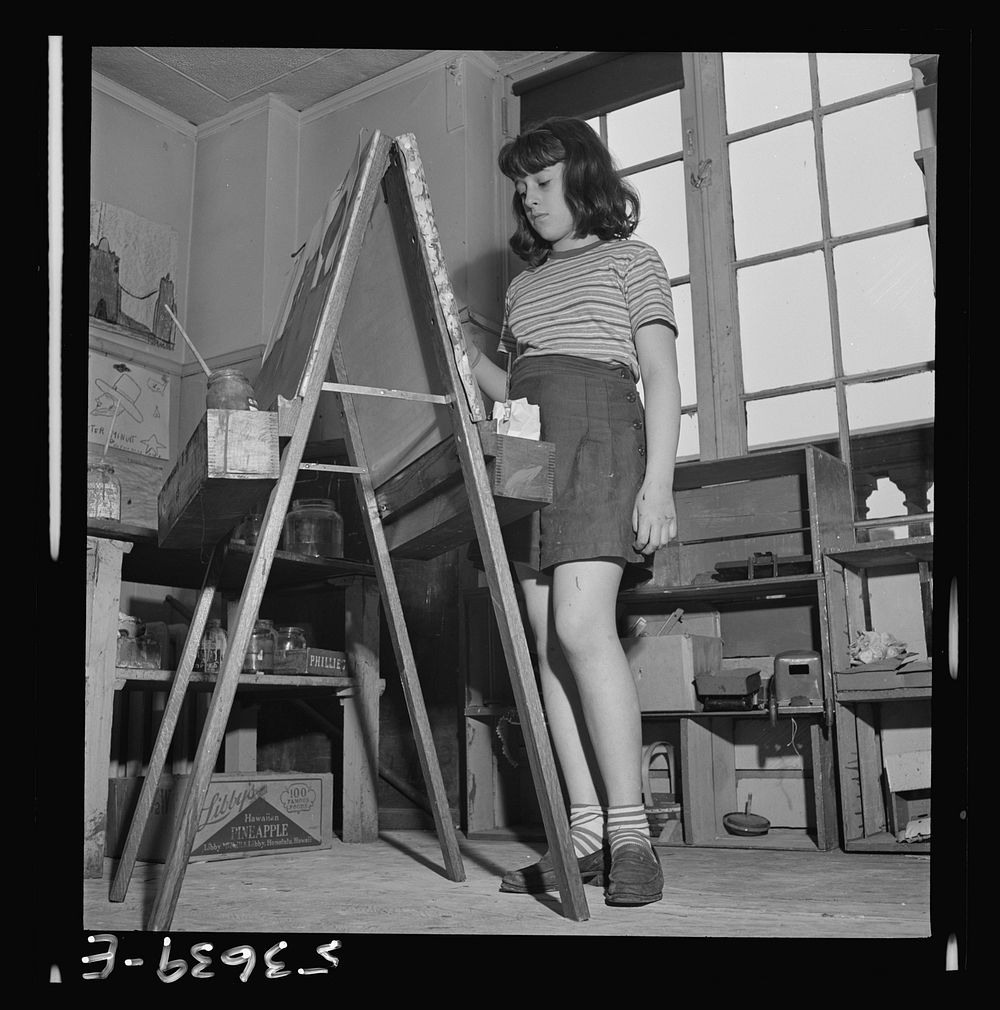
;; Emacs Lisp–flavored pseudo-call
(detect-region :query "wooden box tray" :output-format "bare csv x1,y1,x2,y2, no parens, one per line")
157,409,280,550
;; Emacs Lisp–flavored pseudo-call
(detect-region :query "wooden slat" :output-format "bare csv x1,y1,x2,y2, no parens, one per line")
681,717,717,844
85,537,131,878
855,703,886,838
809,720,837,851
109,542,224,903
223,702,258,773
806,446,856,565
711,718,736,835
339,576,381,842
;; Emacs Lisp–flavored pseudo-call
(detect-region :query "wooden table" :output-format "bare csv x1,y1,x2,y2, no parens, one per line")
85,521,383,879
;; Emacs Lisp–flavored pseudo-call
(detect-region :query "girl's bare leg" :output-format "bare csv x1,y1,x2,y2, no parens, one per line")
514,562,604,805
549,558,643,807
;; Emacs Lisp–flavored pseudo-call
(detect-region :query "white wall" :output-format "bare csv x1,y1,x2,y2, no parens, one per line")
90,86,197,350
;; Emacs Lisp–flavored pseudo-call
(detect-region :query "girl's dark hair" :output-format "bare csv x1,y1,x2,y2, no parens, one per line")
498,116,640,266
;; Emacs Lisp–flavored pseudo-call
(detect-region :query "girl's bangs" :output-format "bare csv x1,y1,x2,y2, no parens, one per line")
500,131,565,179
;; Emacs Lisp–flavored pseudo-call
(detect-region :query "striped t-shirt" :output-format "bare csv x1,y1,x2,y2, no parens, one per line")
498,239,676,380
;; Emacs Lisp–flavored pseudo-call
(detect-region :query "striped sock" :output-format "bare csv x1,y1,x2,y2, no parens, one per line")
606,804,653,856
569,803,605,858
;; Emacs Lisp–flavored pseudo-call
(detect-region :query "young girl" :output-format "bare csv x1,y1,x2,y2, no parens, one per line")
468,117,681,907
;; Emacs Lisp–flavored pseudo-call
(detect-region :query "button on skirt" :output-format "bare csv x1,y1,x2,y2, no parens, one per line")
500,354,649,572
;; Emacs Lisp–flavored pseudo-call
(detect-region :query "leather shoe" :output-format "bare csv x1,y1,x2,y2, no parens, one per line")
605,843,663,906
499,847,608,893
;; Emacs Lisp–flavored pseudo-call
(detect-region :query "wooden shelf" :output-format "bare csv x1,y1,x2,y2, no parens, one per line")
620,572,825,606
655,828,824,851
115,666,355,692
639,705,823,719
844,832,931,855
825,536,933,569
129,541,372,592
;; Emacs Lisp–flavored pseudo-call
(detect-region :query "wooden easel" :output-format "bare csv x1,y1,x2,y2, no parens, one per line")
109,130,589,928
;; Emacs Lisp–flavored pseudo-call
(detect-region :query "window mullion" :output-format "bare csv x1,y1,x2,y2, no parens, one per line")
684,52,745,460
808,53,857,506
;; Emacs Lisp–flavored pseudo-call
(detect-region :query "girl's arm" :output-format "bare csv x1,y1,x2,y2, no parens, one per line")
633,323,682,554
471,347,510,405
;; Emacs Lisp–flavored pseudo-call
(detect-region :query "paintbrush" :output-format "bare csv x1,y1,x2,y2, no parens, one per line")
164,304,212,377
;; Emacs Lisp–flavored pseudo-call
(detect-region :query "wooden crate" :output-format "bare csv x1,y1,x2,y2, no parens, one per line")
158,409,280,550
105,772,333,862
622,634,722,712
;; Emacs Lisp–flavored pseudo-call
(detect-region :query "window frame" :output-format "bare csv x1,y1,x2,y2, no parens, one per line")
500,51,935,524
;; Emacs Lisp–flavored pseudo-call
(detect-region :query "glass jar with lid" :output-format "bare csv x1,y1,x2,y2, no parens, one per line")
244,618,277,673
206,368,259,410
282,498,343,559
195,618,228,674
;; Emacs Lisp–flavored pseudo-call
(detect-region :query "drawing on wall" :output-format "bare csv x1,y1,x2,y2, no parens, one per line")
88,353,170,459
89,201,179,350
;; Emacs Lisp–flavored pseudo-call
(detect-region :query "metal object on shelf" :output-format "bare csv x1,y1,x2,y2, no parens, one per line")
773,649,823,707
694,668,763,711
723,795,770,837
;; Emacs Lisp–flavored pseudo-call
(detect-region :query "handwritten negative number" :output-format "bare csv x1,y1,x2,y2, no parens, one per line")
83,934,342,981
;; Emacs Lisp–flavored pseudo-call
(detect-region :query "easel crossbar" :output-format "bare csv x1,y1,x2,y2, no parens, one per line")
299,462,367,473
322,381,451,404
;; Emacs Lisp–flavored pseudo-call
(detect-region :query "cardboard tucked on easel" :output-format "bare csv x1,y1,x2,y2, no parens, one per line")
105,772,333,863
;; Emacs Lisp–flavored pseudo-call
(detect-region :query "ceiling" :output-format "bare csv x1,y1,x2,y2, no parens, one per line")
91,47,547,126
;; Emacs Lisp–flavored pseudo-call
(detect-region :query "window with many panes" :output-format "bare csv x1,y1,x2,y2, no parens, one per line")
509,51,936,536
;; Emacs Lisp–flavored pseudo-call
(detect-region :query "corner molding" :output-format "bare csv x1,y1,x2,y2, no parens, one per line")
299,50,472,125
197,93,301,139
91,72,198,138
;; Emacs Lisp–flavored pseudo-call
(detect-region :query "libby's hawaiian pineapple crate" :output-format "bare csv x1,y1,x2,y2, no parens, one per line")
105,771,333,862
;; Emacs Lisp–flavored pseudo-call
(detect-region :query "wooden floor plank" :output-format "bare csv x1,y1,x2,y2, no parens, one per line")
83,829,931,939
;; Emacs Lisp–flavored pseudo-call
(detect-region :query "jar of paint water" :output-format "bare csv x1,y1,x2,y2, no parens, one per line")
244,618,277,673
275,626,308,671
283,499,343,559
206,368,258,410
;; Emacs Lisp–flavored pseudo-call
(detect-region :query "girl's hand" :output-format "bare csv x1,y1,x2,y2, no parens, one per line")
632,480,678,555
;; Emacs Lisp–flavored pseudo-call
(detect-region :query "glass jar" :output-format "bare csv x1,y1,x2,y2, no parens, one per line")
206,368,259,410
231,511,263,547
275,626,308,671
195,618,228,674
87,462,121,520
244,618,277,673
283,499,343,559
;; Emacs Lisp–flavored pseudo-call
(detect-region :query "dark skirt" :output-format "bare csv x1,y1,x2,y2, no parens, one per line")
498,354,650,572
